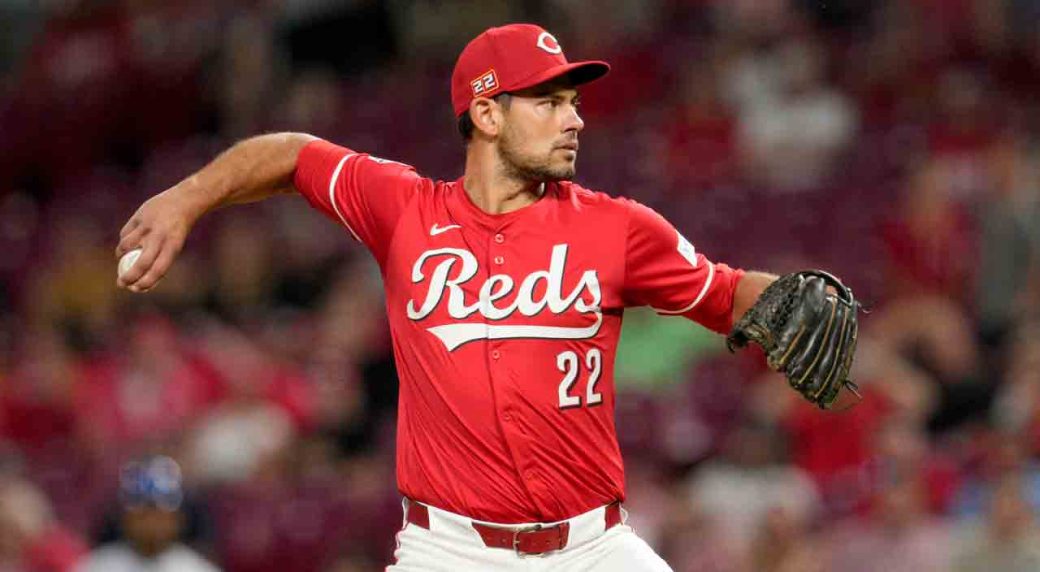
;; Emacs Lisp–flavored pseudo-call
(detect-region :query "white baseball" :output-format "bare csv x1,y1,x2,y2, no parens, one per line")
118,248,143,279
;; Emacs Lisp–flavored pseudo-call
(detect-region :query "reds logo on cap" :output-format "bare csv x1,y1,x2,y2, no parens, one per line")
450,23,611,117
536,32,563,55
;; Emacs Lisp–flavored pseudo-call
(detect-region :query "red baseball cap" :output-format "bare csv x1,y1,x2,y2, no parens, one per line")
451,23,610,117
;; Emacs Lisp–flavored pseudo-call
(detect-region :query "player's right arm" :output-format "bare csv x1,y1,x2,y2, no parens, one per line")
118,133,423,293
116,132,317,292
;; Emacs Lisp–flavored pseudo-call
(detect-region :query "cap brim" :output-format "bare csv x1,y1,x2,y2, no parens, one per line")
508,60,611,93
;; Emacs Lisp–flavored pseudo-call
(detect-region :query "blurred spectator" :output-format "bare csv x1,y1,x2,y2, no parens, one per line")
664,49,739,193
977,134,1040,343
0,474,87,572
864,293,993,433
926,69,998,199
868,295,981,385
658,485,746,571
0,0,215,190
867,417,962,515
388,0,517,61
748,506,823,572
272,69,347,141
76,456,219,572
685,418,821,553
25,214,120,351
307,259,398,460
952,432,1040,518
824,477,952,571
617,461,674,550
0,324,81,455
779,382,896,513
991,324,1040,454
734,38,859,191
75,312,218,456
953,475,1040,571
186,325,306,485
880,158,978,304
0,0,136,188
217,11,276,140
205,215,279,324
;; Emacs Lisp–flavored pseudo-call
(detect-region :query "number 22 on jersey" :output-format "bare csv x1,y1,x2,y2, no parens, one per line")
557,349,603,409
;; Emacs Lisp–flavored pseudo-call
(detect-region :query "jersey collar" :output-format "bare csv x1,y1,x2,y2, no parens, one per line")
448,176,557,232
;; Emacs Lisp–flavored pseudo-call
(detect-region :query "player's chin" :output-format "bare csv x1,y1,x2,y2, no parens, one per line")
548,165,576,181
550,157,577,179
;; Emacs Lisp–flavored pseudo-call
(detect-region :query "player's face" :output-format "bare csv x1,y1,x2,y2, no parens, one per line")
497,79,584,182
123,506,182,557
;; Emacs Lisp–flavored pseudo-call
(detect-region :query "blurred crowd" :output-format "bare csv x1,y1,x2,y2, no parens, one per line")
1,0,1040,571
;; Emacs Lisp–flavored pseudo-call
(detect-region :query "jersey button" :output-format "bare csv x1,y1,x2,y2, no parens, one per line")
502,412,512,421
525,471,536,481
491,350,501,360
494,233,505,243
493,256,504,265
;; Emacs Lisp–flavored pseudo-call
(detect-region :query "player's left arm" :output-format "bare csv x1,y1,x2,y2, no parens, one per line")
620,199,861,408
730,272,849,321
731,271,777,323
621,199,745,333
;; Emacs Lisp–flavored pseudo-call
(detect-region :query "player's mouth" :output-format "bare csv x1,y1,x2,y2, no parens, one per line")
556,142,579,151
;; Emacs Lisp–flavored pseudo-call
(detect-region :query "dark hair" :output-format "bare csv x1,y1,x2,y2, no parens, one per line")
458,93,511,142
458,111,476,141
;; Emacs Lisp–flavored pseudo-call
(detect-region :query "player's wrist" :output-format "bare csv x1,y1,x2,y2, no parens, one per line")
166,176,213,226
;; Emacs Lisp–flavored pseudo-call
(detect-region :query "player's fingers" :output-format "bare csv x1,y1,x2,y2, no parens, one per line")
807,302,853,404
118,236,164,290
786,296,839,388
119,216,141,240
133,239,182,292
116,224,148,258
777,277,827,370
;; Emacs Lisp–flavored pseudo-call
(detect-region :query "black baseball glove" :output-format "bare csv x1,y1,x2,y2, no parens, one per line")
726,270,862,410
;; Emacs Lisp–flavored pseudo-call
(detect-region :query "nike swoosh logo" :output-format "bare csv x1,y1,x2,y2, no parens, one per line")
430,223,462,236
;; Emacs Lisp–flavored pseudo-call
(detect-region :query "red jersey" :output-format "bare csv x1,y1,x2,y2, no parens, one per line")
293,140,744,523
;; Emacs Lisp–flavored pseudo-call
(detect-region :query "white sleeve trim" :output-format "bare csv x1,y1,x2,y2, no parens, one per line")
652,261,715,315
328,153,362,242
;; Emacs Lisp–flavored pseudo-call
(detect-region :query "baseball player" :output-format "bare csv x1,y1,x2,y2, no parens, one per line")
75,456,220,572
116,24,859,571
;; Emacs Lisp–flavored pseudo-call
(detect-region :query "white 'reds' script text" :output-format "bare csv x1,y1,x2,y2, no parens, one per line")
406,244,602,350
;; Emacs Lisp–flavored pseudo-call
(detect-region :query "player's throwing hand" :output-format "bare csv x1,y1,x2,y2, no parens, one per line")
114,133,314,293
115,188,197,292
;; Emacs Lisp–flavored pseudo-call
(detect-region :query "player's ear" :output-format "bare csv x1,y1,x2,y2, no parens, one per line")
470,97,503,139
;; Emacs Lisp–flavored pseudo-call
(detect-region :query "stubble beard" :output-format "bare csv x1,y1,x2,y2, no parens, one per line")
497,123,576,183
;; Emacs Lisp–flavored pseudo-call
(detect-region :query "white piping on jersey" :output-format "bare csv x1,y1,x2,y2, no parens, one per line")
328,153,362,242
652,260,715,315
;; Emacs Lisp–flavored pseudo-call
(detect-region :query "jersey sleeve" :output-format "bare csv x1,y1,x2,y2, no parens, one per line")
292,139,424,263
621,199,745,334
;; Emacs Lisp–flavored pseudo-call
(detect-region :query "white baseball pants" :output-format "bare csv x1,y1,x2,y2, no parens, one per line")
386,499,673,571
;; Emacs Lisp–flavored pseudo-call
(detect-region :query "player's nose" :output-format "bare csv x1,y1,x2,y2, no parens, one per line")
561,109,586,133
562,106,584,133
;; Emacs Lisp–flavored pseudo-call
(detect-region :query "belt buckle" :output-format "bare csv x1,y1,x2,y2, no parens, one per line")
512,524,542,557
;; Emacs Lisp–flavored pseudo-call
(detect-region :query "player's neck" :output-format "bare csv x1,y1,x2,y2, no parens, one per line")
463,151,545,215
